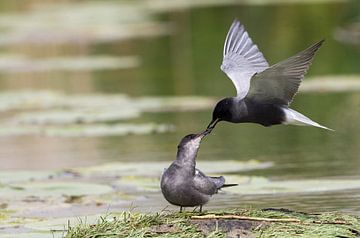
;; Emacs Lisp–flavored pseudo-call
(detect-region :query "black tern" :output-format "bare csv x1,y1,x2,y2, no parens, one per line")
161,131,237,212
207,20,332,132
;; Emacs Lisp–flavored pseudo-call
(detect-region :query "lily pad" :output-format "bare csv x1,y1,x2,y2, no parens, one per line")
12,109,140,125
0,55,139,73
115,174,360,194
24,215,105,232
0,182,113,198
76,160,272,177
334,22,360,45
301,75,360,93
197,160,273,173
0,123,174,137
0,91,214,118
0,2,169,45
133,96,215,112
0,232,63,238
115,176,160,192
0,170,56,184
9,94,213,125
150,0,347,13
9,96,213,125
0,91,62,112
225,176,360,195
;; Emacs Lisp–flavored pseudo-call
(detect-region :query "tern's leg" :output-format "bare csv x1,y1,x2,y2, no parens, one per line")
199,205,203,213
180,206,183,213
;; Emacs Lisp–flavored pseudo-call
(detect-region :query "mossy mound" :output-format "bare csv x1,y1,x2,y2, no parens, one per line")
65,208,360,238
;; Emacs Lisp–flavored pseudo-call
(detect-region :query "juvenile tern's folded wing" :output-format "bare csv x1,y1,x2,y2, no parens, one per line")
246,40,324,105
193,169,217,195
209,176,225,189
221,20,269,99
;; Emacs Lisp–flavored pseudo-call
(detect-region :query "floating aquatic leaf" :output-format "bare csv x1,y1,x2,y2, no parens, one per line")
334,23,360,45
0,77,358,118
0,2,169,45
133,96,215,112
0,232,63,238
197,160,273,173
0,182,113,198
12,108,140,125
0,123,174,137
42,123,174,137
9,96,213,125
0,214,45,229
149,0,347,13
0,91,216,137
115,176,160,192
301,75,360,93
0,91,62,112
0,55,140,73
0,126,39,137
225,176,360,195
0,90,214,116
76,160,272,177
0,170,56,183
0,0,345,47
95,191,137,203
24,215,104,232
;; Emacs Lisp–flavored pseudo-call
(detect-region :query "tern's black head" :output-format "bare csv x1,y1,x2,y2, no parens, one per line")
207,98,234,131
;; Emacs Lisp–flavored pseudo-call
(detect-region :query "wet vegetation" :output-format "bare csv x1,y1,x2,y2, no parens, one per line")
66,209,360,238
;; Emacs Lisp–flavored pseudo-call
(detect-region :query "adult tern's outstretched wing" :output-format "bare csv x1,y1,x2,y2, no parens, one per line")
221,20,269,99
246,40,324,105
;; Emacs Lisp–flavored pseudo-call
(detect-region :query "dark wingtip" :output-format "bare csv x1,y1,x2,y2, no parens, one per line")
318,39,325,46
312,39,325,51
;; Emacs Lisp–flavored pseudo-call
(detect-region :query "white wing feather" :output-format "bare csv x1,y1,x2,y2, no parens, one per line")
221,20,269,98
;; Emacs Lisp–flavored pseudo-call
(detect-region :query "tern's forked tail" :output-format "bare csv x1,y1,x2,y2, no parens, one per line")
221,183,238,188
282,108,334,131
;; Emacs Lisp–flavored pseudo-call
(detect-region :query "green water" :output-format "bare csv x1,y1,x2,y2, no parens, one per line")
0,0,359,226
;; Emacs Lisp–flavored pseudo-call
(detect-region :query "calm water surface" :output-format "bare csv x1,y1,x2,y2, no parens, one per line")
0,0,359,215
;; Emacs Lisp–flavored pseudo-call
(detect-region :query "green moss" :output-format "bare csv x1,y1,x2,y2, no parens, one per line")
65,209,360,238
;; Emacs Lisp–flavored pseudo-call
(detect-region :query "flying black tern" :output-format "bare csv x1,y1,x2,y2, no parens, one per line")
207,20,332,132
160,131,237,212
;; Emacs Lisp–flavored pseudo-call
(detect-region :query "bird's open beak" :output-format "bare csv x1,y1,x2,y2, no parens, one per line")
206,118,220,132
